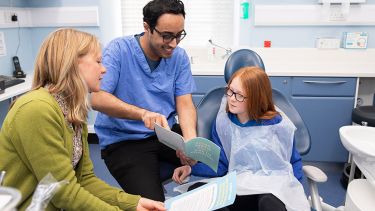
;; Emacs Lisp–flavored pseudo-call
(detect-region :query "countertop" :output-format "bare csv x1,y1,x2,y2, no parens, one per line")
190,48,375,77
0,74,32,102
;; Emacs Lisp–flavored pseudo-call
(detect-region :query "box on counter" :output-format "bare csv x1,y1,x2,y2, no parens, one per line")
343,32,368,49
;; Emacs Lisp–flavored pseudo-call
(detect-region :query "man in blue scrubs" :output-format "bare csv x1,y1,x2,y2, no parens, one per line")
91,0,197,201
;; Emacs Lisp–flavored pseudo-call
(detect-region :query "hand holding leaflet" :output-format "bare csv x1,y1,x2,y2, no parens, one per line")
154,123,220,172
165,171,236,211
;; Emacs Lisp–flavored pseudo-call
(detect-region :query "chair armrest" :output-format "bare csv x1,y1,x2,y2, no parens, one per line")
303,165,328,211
303,165,328,183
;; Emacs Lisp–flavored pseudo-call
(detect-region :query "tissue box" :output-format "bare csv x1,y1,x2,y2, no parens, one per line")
343,32,368,49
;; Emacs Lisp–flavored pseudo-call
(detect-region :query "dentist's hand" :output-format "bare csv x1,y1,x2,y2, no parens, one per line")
136,198,166,211
173,165,192,184
141,110,169,130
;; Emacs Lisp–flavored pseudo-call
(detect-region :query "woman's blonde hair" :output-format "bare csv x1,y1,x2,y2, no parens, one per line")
33,28,100,125
227,66,278,121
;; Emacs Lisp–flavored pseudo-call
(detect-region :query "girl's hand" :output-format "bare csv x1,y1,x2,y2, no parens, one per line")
176,150,197,166
172,165,192,184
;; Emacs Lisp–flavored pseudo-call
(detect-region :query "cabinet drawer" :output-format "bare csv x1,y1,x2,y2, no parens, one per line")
291,77,356,97
292,96,353,162
270,76,291,97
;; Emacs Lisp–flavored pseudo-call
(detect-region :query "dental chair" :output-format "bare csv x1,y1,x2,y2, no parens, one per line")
196,49,329,211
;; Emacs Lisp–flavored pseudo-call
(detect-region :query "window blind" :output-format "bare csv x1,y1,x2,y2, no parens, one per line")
120,0,233,47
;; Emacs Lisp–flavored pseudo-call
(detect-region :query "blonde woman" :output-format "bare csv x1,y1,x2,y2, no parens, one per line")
0,28,165,211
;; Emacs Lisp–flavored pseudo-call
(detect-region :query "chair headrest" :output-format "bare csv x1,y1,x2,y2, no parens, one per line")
224,49,265,83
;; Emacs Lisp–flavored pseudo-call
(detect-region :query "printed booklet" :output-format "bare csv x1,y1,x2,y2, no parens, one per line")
165,172,236,211
154,123,220,172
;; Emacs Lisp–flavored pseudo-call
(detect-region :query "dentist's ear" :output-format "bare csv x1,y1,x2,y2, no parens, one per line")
143,22,151,33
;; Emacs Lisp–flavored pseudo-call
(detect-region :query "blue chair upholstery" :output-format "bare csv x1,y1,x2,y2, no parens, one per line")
196,87,225,139
271,89,311,155
224,49,265,83
196,49,311,155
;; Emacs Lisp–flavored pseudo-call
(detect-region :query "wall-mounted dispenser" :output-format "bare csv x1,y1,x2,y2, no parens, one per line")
240,0,250,19
318,0,366,21
254,1,374,26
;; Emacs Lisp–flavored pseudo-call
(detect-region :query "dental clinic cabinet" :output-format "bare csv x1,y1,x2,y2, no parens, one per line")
192,76,356,162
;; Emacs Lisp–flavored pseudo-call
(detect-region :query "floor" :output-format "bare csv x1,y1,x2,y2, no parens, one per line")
89,144,347,208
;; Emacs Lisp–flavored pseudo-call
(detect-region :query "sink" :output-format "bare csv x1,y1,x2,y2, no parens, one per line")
339,125,375,158
340,125,375,187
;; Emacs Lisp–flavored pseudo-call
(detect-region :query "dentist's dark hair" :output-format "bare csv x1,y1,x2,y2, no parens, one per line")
143,0,185,31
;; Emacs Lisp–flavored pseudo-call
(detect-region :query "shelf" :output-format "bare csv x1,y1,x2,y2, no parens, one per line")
0,6,99,28
190,48,375,77
254,4,375,26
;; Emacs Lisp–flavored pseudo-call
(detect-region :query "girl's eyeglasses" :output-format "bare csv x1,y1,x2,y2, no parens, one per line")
225,87,247,102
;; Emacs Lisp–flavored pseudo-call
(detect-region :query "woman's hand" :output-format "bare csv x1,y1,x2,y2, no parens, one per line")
136,198,166,211
172,165,192,184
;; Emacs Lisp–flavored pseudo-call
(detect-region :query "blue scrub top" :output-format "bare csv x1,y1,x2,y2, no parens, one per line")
95,34,196,149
